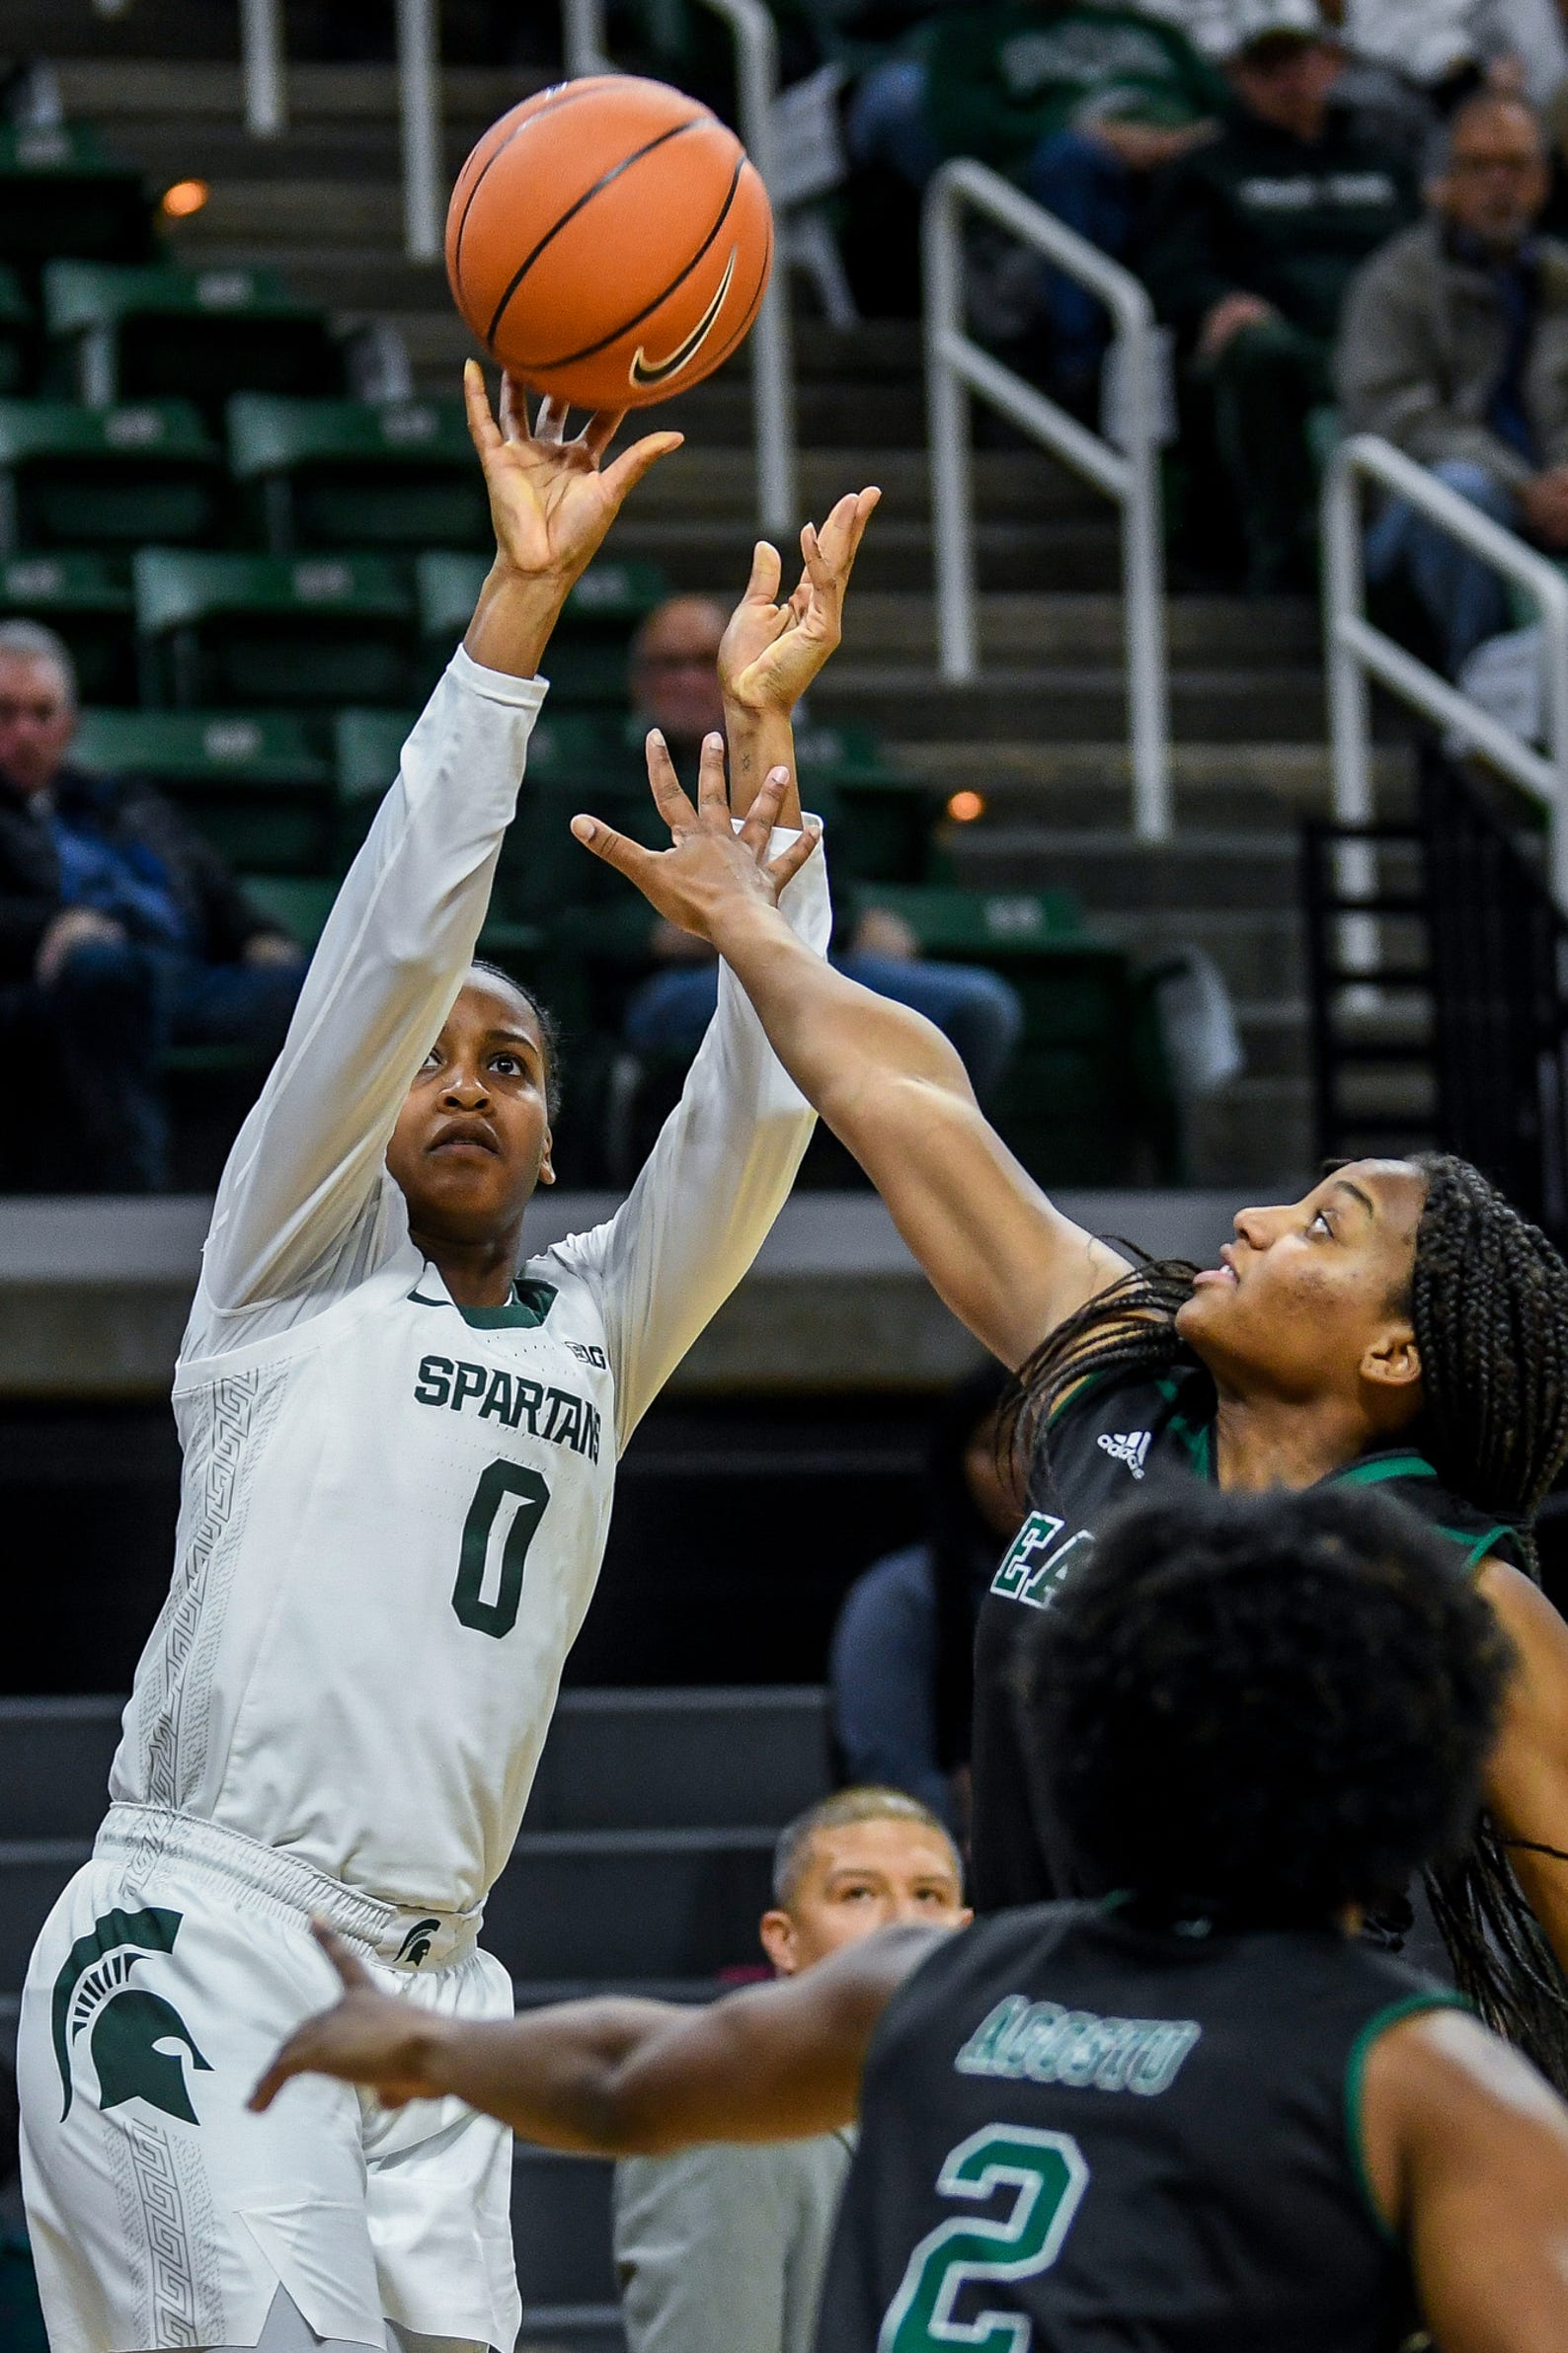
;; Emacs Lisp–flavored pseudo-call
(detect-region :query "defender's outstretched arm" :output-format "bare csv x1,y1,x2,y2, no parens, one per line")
252,1920,939,2156
570,745,1130,1371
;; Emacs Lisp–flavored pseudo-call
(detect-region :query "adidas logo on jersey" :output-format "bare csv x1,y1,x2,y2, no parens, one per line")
1097,1429,1151,1479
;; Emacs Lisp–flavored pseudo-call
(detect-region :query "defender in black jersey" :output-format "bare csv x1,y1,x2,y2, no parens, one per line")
256,1486,1568,2353
452,806,1568,2075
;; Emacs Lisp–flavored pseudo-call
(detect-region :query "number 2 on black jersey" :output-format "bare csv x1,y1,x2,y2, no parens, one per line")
451,1459,550,1638
878,2124,1089,2353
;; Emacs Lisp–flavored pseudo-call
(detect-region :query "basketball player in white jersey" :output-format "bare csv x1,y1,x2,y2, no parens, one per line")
16,358,876,2353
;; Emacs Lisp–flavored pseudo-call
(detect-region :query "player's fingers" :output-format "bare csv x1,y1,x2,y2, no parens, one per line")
694,731,730,820
461,359,503,456
580,408,627,459
742,539,782,608
737,764,792,854
570,814,661,890
534,395,570,444
766,819,823,895
644,728,699,834
311,1916,373,1993
600,430,683,505
498,371,528,443
248,2046,301,2112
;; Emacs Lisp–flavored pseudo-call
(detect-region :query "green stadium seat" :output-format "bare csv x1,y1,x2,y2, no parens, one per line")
229,395,489,554
0,123,150,276
71,707,335,873
134,549,417,710
237,872,339,953
0,269,33,397
414,551,671,700
0,400,224,557
791,720,941,886
0,550,134,702
44,262,340,418
850,886,1174,1185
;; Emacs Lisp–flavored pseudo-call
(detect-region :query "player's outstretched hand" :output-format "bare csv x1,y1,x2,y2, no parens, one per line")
249,1920,444,2115
462,358,683,590
719,487,881,718
572,731,819,944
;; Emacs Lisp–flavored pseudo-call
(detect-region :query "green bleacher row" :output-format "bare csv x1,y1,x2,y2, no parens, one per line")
0,216,1175,1180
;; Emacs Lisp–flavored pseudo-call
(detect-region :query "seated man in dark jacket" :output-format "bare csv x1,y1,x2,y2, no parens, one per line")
1141,0,1417,588
0,620,304,1192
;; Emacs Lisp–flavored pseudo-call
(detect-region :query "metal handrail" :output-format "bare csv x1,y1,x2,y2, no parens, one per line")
1325,431,1568,908
562,0,798,534
237,0,441,261
923,159,1172,842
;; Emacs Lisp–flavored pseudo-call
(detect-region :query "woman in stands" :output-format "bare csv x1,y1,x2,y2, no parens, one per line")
568,734,1568,2089
16,364,876,2353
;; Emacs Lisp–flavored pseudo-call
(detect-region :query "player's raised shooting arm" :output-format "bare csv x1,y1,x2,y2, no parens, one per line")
1363,2005,1568,2351
252,1921,940,2154
199,371,680,1313
573,756,1129,1372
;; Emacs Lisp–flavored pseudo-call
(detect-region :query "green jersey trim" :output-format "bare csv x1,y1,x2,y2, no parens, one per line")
1332,1455,1437,1489
409,1278,559,1329
1344,1989,1472,2243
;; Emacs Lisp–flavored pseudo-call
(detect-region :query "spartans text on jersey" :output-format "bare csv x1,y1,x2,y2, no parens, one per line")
413,1355,602,1460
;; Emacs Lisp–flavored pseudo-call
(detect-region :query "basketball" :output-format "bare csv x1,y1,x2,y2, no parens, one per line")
444,75,774,412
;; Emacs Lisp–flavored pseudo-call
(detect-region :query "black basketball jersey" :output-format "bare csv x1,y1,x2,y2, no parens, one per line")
816,1898,1462,2353
972,1359,1528,1913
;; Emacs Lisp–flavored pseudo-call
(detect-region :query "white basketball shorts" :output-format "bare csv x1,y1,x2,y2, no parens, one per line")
16,1806,521,2353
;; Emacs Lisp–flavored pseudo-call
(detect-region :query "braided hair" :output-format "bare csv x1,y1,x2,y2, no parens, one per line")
1004,1155,1568,2089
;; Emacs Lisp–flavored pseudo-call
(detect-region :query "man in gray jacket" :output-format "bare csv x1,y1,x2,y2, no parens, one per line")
612,1788,969,2353
1337,89,1568,670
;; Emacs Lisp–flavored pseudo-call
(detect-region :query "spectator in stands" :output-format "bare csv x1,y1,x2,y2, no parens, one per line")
1141,0,1417,589
0,621,305,1193
846,0,1223,396
1339,92,1568,672
623,596,1023,1103
612,1787,969,2353
829,1364,1023,1831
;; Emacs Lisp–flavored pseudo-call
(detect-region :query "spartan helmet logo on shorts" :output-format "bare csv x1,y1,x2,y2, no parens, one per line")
51,1906,213,2125
396,1917,442,1968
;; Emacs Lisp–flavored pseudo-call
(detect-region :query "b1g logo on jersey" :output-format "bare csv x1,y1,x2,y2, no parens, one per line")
991,1512,1094,1610
51,1907,212,2125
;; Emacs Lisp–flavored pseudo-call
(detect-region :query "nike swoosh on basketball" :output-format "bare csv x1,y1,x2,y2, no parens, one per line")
630,247,738,387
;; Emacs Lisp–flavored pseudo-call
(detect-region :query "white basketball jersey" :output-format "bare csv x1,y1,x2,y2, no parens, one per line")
107,648,829,1916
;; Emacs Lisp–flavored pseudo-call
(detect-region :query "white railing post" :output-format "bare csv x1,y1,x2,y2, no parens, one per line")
397,0,443,263
240,0,286,136
696,0,797,536
924,173,977,682
921,160,1171,838
562,0,611,78
1324,433,1568,913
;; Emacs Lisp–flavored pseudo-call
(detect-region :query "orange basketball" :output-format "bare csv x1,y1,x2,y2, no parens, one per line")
444,75,773,411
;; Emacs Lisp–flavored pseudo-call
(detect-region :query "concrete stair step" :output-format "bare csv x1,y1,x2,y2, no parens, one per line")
595,448,1100,528
57,60,538,125
1091,905,1305,1001
605,517,1124,594
949,826,1301,910
904,740,1412,810
1190,1080,1316,1189
847,592,1320,668
816,668,1326,745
